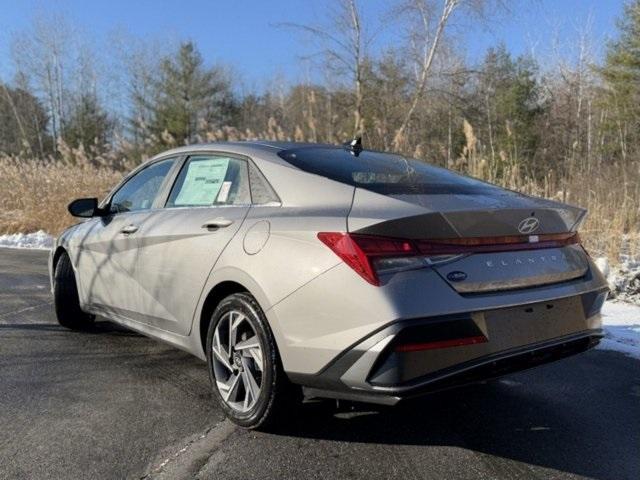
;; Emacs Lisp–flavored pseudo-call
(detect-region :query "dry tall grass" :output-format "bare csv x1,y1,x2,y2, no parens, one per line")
0,155,123,235
1,130,638,265
455,122,640,261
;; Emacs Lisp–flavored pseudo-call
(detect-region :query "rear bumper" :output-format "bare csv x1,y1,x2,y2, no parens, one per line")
301,331,602,405
295,289,607,405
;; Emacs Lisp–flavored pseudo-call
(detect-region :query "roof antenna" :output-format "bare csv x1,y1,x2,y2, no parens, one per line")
343,136,363,156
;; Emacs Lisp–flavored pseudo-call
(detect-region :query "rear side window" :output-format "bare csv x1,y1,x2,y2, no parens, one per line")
249,162,280,204
166,155,250,208
277,147,500,195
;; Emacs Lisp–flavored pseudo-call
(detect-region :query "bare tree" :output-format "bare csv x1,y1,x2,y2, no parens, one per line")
547,14,600,175
280,0,371,138
391,0,507,151
11,14,74,153
391,0,460,150
348,0,365,137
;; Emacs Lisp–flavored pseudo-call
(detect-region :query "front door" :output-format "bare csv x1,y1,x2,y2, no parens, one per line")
134,154,252,335
76,157,176,319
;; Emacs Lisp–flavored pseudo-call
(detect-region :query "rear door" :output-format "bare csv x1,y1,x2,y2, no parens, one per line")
77,157,177,317
133,153,252,335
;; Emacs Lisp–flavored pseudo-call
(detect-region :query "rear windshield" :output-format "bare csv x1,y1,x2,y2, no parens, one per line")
277,147,501,195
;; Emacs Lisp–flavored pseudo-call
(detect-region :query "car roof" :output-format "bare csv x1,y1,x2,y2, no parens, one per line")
152,141,338,159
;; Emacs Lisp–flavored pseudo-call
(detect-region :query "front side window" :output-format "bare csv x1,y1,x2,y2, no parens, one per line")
110,158,175,213
166,155,250,208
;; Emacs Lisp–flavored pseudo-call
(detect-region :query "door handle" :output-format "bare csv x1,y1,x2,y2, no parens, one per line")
120,224,139,234
202,218,234,230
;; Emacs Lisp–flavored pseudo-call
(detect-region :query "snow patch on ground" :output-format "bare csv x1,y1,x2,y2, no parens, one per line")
0,230,54,250
596,255,640,304
600,301,640,360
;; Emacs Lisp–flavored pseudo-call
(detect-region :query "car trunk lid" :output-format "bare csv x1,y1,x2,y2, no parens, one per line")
348,188,589,292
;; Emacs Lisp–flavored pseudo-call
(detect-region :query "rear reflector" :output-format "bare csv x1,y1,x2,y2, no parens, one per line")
318,232,581,286
394,335,488,352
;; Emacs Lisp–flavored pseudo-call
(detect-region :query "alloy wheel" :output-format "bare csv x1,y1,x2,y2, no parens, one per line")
211,310,264,412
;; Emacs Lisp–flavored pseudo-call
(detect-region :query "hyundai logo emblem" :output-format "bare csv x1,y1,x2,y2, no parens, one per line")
518,217,540,234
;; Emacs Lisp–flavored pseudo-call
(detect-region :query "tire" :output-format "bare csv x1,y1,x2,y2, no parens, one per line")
206,292,299,429
53,252,94,330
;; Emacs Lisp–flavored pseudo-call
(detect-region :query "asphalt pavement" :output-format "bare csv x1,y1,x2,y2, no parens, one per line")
1,248,638,480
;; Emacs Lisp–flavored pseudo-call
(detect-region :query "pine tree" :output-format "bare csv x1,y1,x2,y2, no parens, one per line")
148,42,236,147
63,93,114,151
0,83,49,156
599,0,640,160
474,44,544,171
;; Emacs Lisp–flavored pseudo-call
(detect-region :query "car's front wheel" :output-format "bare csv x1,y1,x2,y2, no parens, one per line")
53,252,95,329
206,292,297,429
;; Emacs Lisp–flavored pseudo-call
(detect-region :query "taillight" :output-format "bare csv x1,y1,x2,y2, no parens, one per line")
316,232,385,286
317,233,464,286
318,232,581,286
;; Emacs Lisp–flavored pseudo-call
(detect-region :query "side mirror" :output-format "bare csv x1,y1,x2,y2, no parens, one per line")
68,198,101,218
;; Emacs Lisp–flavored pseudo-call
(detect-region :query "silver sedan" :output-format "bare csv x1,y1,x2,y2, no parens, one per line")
50,141,608,428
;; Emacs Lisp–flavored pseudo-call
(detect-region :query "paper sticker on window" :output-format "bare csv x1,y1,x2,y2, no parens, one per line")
173,158,230,206
216,181,232,203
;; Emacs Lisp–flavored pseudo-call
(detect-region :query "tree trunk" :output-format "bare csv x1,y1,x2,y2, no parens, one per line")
392,0,459,151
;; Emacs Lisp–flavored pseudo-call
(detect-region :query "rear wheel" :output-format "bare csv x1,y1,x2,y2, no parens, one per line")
206,292,298,429
53,252,94,330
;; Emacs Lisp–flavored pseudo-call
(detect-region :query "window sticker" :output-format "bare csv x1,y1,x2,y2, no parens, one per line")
216,181,233,203
174,158,230,206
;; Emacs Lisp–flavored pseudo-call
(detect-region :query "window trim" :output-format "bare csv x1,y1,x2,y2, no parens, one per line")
100,154,184,216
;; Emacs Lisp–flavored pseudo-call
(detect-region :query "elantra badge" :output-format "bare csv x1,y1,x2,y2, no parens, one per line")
518,217,539,234
447,271,467,282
